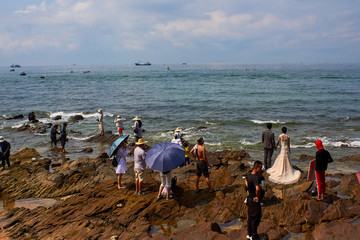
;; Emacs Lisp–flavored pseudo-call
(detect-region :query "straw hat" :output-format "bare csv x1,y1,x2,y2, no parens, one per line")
98,109,102,113
135,138,148,145
132,116,141,121
0,136,4,142
175,127,182,132
116,115,121,118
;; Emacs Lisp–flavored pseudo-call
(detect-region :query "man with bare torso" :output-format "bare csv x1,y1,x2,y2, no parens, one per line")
190,137,214,193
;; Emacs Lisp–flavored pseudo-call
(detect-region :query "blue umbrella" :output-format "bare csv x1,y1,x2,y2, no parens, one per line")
146,142,185,172
109,135,129,157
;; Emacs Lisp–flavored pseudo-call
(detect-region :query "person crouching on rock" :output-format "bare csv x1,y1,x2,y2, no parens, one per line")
190,136,213,193
115,140,128,189
245,160,265,240
60,123,67,153
314,140,333,201
134,138,147,195
157,170,172,200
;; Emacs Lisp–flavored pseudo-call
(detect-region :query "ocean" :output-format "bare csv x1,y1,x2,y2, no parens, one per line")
1,63,359,173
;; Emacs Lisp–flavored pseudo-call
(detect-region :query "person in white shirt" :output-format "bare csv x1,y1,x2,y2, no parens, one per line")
114,115,125,136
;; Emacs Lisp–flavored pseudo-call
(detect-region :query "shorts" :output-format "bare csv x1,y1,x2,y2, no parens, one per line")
196,160,209,178
51,136,57,144
60,136,66,147
118,127,124,132
160,171,172,188
134,168,146,182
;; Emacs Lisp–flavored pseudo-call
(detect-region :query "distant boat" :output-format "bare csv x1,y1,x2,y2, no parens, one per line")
135,61,151,66
11,64,21,68
20,72,26,76
82,71,90,73
10,69,15,72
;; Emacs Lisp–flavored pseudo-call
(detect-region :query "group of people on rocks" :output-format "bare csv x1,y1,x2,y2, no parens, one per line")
245,123,333,240
113,123,214,200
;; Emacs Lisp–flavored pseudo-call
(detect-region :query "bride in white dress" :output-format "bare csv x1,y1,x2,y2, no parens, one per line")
267,127,301,184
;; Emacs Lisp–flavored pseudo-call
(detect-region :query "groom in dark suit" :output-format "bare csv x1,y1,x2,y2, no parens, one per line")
262,123,276,169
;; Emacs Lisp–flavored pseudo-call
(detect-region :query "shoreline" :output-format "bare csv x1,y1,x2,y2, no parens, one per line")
0,144,359,239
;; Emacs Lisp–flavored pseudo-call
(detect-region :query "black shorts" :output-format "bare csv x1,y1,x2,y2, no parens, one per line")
196,160,209,178
51,136,56,144
61,136,66,147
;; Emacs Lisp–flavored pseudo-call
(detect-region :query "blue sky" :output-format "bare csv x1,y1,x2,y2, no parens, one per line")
1,0,360,65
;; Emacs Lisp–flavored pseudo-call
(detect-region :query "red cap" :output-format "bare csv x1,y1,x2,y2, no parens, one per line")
315,140,324,150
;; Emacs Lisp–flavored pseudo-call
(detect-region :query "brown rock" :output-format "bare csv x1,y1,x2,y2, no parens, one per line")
68,115,84,123
336,155,360,162
312,218,360,240
81,147,93,153
321,199,360,222
299,154,314,162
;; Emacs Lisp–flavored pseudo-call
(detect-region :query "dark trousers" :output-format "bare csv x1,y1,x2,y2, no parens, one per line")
1,153,10,168
184,157,190,166
263,148,274,169
247,197,262,239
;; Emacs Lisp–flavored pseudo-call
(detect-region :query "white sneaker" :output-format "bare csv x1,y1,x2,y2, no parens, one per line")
246,235,252,240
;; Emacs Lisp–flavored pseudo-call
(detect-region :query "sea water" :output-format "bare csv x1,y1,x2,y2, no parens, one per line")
0,64,359,173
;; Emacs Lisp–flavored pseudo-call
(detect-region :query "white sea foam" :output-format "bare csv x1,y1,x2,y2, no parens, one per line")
239,139,259,146
206,142,222,146
205,121,218,125
49,111,113,122
68,135,94,141
251,119,286,125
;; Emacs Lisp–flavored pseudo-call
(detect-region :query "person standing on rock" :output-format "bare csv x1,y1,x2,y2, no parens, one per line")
134,138,147,195
98,109,104,136
115,140,128,189
131,116,143,142
262,123,276,170
314,140,333,201
50,125,60,147
0,136,11,170
190,137,213,193
245,160,264,240
114,115,125,136
60,123,67,153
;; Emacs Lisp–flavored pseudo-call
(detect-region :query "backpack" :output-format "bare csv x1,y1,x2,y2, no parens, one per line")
111,156,118,167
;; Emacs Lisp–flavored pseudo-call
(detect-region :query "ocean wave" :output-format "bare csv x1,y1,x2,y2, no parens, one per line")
239,139,260,146
206,142,222,146
68,135,95,141
49,111,113,121
251,119,286,125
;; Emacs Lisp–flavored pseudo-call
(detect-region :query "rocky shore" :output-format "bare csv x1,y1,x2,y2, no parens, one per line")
0,134,359,240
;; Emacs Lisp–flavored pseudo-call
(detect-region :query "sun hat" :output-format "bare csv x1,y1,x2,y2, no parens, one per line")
117,115,121,118
0,136,5,142
135,138,148,145
98,109,102,113
174,127,182,132
133,116,141,121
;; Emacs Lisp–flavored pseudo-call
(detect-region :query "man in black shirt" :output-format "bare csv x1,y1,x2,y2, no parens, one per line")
315,140,333,200
0,136,11,170
50,125,60,147
245,160,264,240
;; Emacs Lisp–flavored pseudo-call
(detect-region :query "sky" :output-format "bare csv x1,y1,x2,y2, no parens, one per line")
0,0,360,66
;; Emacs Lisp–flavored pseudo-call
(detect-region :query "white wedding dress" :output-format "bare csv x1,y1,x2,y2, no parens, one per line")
267,134,301,184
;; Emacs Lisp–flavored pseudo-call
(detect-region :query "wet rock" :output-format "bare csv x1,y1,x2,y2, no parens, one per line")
96,152,109,159
299,154,313,162
81,147,93,153
68,115,84,123
5,114,24,120
52,115,62,120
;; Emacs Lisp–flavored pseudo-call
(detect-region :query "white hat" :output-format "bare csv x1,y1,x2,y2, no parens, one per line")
0,136,4,142
132,116,141,121
135,138,148,145
175,127,182,132
98,109,102,113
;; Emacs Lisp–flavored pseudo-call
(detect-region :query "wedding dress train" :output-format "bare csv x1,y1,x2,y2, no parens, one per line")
267,134,301,184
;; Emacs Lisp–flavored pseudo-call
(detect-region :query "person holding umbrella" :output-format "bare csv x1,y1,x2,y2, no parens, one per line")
114,137,128,189
145,142,185,200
